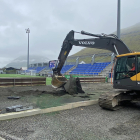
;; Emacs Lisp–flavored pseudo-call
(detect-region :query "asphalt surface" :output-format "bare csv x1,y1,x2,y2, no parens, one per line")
0,103,140,140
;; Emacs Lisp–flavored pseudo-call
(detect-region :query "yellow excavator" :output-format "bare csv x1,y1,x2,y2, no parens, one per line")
52,30,140,110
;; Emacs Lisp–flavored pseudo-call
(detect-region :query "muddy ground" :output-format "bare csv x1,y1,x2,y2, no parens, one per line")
0,83,113,114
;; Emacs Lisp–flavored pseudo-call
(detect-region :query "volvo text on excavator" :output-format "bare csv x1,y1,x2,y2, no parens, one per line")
52,30,140,110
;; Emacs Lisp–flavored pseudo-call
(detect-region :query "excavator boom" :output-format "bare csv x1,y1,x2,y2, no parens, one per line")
52,30,131,94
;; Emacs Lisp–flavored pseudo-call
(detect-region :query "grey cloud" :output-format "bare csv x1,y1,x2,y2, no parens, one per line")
0,0,140,68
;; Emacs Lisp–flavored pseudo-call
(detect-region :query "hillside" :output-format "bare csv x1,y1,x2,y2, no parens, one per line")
121,23,140,51
6,55,50,69
69,22,140,61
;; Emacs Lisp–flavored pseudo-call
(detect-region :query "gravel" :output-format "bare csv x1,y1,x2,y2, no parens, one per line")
0,104,140,140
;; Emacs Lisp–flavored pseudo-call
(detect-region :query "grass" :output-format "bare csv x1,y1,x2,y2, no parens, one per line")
33,93,100,109
0,74,40,78
21,87,99,109
36,94,65,109
23,93,90,109
46,77,52,85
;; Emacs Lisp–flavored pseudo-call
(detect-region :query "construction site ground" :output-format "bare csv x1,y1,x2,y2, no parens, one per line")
0,83,109,113
0,83,140,139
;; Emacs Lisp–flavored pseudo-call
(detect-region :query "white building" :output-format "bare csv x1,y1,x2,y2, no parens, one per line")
0,69,3,74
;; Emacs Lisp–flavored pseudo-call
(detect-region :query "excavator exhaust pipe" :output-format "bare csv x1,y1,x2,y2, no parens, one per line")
51,75,85,94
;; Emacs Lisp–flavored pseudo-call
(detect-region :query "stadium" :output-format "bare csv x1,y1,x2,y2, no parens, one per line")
1,1,140,139
9,52,114,78
2,52,114,78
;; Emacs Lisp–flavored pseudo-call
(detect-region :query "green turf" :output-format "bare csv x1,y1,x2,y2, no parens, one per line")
46,77,52,85
23,93,94,109
0,74,40,78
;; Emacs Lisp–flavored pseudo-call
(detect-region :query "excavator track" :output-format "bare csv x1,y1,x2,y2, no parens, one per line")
98,92,122,110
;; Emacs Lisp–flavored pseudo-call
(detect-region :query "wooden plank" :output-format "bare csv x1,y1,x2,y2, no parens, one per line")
0,77,46,87
80,79,105,81
0,79,14,82
0,77,46,80
79,77,105,80
32,78,46,82
80,81,105,83
0,83,14,86
79,77,105,83
15,79,32,82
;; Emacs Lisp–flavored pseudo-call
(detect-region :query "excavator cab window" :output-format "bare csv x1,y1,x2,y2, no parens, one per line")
115,56,136,80
137,56,140,73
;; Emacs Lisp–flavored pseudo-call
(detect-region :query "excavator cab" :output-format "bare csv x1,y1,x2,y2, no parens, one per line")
99,53,140,110
113,53,140,90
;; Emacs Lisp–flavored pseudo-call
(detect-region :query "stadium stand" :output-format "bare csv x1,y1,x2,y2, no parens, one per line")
61,65,74,74
25,67,36,73
26,66,50,74
26,62,111,76
35,66,47,73
69,62,111,75
24,53,113,76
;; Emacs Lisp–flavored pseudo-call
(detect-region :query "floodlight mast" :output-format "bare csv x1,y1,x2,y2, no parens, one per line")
25,28,30,69
117,0,121,39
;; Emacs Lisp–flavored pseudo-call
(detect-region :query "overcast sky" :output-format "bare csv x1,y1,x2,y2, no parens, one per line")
0,0,140,67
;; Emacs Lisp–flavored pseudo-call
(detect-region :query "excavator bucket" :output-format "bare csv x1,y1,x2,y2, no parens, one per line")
51,75,67,88
51,75,85,95
64,75,85,95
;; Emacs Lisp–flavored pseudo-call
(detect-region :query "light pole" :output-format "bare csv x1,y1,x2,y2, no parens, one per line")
25,28,30,69
117,0,121,39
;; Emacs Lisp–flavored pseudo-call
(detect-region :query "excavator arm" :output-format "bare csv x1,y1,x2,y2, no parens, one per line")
53,30,131,76
51,30,131,94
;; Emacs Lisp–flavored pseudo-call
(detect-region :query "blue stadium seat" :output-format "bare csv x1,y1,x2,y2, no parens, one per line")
68,62,111,75
35,66,47,73
61,65,74,74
